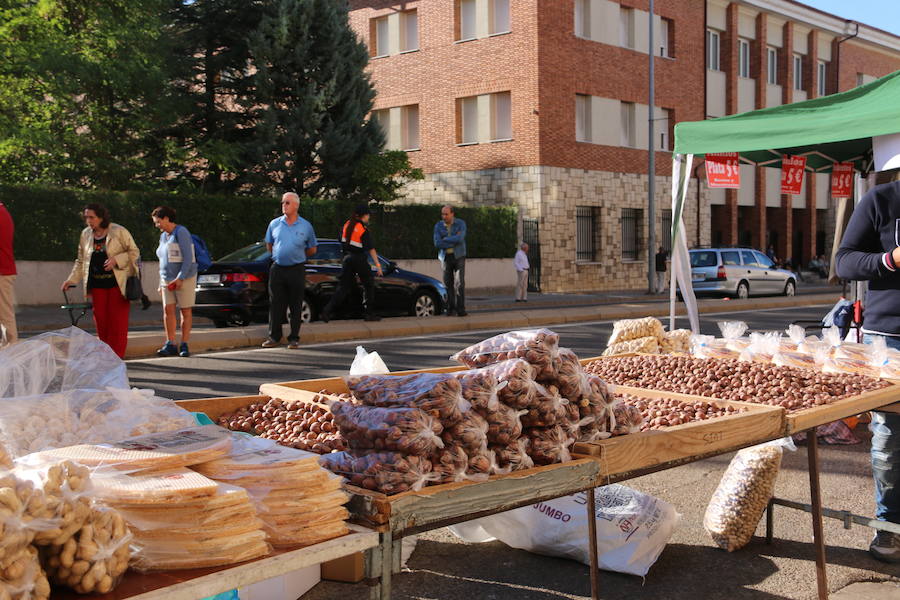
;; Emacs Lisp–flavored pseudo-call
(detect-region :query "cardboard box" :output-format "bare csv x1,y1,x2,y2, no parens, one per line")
238,564,321,600
321,552,364,583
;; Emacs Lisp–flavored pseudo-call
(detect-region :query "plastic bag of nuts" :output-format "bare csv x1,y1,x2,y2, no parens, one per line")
491,438,534,472
478,404,526,446
607,400,645,437
319,451,437,495
440,410,488,456
451,329,561,380
14,459,93,548
660,329,692,354
607,317,665,346
602,336,660,357
453,369,501,412
329,402,444,455
41,506,131,594
346,373,469,425
525,426,574,466
479,359,546,410
465,448,506,477
704,439,793,551
520,384,569,428
0,546,50,600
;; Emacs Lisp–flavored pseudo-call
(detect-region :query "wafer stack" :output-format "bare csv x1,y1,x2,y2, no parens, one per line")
92,468,268,570
193,435,350,548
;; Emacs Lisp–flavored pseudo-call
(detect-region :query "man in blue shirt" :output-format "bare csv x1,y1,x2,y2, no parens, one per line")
433,205,467,316
152,206,198,357
263,192,317,349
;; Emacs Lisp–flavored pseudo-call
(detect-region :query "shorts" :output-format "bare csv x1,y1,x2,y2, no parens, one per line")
160,276,197,308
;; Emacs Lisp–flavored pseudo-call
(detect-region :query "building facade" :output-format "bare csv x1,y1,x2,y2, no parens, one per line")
348,0,900,293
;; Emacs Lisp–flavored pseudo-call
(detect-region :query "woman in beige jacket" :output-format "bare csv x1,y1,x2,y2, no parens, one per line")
61,203,139,358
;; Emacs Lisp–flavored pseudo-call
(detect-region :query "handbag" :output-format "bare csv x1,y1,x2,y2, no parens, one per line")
125,268,143,301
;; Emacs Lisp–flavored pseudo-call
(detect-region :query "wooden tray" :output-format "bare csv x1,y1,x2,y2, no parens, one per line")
573,386,785,478
259,364,468,398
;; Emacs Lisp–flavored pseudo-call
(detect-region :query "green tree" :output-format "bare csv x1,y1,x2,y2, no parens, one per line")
245,0,383,196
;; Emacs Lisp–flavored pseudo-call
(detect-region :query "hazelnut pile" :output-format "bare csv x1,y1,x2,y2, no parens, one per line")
585,355,888,412
618,394,744,431
216,397,345,454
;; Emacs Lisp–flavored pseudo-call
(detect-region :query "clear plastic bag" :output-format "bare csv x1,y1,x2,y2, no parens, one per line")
433,445,471,484
451,329,560,380
346,373,469,425
738,332,782,364
718,321,750,353
453,369,501,413
870,337,900,379
690,334,739,360
520,384,569,428
329,402,444,455
40,506,132,594
440,410,488,456
465,448,506,477
525,426,574,465
772,350,818,370
0,327,128,399
319,451,437,495
478,404,526,446
607,399,645,437
0,546,50,600
13,459,94,548
492,438,534,472
348,346,389,376
601,336,660,357
131,530,270,571
704,439,794,552
480,359,545,410
822,326,870,361
660,329,692,354
607,317,665,346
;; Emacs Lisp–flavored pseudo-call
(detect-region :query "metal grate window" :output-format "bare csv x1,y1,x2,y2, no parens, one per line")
661,209,672,253
576,206,598,262
621,208,642,260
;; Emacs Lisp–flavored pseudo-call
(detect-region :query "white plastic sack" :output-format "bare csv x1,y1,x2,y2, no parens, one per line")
451,484,679,577
349,345,389,376
0,327,128,398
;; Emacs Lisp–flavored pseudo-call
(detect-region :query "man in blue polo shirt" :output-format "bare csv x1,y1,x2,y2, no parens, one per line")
262,192,317,349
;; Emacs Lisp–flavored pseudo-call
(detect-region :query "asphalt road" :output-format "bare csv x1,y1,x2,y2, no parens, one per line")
125,303,900,599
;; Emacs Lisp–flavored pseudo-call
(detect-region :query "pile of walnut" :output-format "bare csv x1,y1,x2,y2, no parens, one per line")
585,354,888,411
216,396,347,454
602,316,691,356
617,394,745,431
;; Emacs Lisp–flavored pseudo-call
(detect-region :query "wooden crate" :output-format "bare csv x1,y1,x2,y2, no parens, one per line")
573,386,785,478
259,364,468,398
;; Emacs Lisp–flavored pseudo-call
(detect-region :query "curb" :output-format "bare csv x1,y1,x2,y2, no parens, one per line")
123,293,836,359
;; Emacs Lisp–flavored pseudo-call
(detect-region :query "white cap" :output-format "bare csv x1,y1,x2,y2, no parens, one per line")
873,133,900,172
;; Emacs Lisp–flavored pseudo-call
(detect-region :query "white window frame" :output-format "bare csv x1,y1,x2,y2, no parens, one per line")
489,0,510,36
400,10,419,53
738,38,751,78
658,18,671,58
766,47,778,85
793,54,803,91
817,60,827,96
706,29,720,71
620,7,635,49
373,16,390,58
575,94,591,143
620,101,635,148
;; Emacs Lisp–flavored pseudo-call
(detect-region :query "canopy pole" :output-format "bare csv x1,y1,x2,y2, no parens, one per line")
670,154,700,332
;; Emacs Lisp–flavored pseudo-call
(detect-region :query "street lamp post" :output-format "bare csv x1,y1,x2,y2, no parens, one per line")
647,0,656,294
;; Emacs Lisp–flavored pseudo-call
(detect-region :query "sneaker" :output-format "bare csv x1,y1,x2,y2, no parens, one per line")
179,342,190,357
870,530,900,563
364,314,382,322
157,341,177,357
141,295,152,310
287,340,301,349
261,338,280,348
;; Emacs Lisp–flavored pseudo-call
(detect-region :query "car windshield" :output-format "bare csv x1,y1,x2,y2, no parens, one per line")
217,243,271,263
690,251,718,268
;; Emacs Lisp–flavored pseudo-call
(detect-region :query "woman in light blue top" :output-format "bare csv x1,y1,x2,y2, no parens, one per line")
151,206,198,357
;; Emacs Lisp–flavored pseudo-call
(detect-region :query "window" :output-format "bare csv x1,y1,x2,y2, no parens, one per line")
372,104,420,151
401,10,418,52
457,0,509,41
755,251,775,268
658,18,671,57
766,47,778,84
741,250,759,267
574,0,590,39
793,54,803,90
457,92,511,145
721,250,741,266
690,251,718,268
817,61,827,96
373,16,390,57
738,39,751,78
657,108,671,151
620,102,635,147
706,29,720,71
661,209,672,252
621,208,642,260
575,94,592,142
576,207,600,262
309,242,342,265
620,7,635,49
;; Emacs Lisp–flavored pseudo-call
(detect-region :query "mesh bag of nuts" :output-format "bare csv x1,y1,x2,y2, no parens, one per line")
451,329,561,380
346,373,470,426
319,451,438,495
40,506,131,594
607,317,665,346
602,336,661,357
329,402,444,455
0,546,50,600
704,439,793,551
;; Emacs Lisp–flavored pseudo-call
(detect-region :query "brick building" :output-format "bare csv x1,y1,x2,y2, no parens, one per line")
348,0,900,293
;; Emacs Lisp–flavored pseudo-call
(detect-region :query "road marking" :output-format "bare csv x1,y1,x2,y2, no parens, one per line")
127,304,830,363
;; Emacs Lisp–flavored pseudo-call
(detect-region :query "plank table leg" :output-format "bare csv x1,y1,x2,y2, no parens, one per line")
380,531,393,600
807,431,829,600
587,487,600,600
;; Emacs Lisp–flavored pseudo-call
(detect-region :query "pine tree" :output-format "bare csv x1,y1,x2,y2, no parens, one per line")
246,0,383,196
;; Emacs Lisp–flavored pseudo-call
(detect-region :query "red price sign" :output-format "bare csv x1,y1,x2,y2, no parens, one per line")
831,162,854,198
705,153,741,189
780,155,807,195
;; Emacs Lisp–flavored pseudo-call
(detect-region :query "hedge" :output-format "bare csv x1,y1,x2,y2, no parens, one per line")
1,185,517,262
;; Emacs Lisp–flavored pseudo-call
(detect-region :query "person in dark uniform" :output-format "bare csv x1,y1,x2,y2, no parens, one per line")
321,204,383,323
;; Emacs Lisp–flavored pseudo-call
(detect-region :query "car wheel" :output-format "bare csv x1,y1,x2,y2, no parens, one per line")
784,280,796,297
212,319,228,329
299,299,315,323
230,314,251,327
736,281,750,300
411,291,438,317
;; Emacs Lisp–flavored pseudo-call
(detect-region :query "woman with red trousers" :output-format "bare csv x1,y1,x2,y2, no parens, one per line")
61,204,139,358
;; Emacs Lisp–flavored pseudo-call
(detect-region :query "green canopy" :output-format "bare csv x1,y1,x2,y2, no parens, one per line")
673,69,900,172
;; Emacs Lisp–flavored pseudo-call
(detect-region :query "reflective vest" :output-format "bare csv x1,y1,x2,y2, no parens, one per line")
341,220,366,252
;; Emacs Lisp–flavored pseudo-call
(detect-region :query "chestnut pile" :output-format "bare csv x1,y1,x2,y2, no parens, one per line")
585,355,888,412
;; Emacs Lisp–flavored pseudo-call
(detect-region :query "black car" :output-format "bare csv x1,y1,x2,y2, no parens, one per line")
193,241,448,327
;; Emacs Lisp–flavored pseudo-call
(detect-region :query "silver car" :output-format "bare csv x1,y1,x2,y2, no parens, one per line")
689,247,798,299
